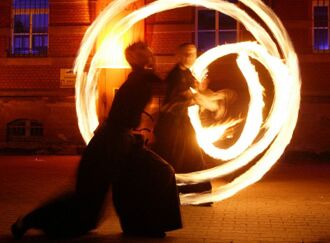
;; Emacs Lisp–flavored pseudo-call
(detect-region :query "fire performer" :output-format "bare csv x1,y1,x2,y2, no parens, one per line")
11,42,182,239
152,43,212,200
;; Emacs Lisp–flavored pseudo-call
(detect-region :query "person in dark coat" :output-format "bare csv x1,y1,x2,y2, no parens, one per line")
152,43,212,198
111,42,182,237
11,42,182,239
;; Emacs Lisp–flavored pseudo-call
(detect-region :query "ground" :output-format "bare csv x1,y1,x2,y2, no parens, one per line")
0,155,330,243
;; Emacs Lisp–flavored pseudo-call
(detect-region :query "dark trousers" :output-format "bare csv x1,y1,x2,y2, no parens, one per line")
112,148,182,233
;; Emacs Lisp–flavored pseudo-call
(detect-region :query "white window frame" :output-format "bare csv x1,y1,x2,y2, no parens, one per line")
312,0,330,52
12,7,49,55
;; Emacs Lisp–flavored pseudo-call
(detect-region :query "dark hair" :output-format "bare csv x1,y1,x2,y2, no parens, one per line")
177,43,196,51
178,42,196,49
125,41,151,69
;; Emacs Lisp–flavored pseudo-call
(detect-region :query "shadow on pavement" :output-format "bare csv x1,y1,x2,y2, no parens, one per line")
0,233,176,243
311,237,330,243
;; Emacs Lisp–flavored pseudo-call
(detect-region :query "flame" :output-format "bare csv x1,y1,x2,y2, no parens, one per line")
95,3,144,69
189,46,265,161
97,38,130,69
74,0,301,205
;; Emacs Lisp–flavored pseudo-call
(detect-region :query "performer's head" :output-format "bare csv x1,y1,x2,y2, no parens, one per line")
176,43,197,69
125,41,155,70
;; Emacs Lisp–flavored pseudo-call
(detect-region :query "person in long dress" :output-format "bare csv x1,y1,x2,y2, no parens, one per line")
152,43,212,198
11,41,182,239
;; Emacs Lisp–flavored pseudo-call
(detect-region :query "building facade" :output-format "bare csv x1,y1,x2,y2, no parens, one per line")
0,0,329,155
0,0,97,153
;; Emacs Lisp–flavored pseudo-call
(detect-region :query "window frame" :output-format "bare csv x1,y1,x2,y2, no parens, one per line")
195,6,239,52
312,0,330,52
11,2,49,56
6,119,44,143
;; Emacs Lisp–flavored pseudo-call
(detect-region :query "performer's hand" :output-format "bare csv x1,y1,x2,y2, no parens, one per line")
198,76,209,92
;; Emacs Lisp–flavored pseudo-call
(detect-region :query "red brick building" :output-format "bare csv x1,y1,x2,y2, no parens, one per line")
0,0,329,155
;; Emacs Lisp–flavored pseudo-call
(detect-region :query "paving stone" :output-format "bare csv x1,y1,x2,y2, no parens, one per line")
0,156,330,242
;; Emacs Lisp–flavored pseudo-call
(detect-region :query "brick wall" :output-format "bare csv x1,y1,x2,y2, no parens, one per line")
145,6,195,78
0,97,84,153
0,0,330,154
0,66,59,89
50,1,92,25
273,0,330,153
0,1,10,59
0,0,95,152
0,1,10,28
0,0,93,89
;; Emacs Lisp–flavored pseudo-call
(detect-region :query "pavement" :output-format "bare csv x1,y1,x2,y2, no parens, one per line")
0,155,330,243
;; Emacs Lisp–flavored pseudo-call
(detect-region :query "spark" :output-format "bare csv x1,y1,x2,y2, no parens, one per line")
74,0,301,204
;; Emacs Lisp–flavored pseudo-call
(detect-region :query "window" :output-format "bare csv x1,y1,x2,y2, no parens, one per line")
7,119,43,142
313,0,329,51
12,0,49,56
196,0,238,52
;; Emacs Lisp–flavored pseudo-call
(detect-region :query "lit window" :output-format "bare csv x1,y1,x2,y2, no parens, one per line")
12,0,49,56
196,0,238,52
313,0,329,51
7,119,43,142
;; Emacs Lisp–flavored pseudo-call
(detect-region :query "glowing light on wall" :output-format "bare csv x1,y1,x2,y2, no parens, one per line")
74,0,301,205
95,2,144,68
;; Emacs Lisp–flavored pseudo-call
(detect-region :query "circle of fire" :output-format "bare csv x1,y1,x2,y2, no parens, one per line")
74,0,301,205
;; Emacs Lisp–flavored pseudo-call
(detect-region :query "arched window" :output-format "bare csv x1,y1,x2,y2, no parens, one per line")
12,0,49,56
7,119,43,142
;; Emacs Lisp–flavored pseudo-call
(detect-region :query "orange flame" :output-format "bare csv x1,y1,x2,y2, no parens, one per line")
74,0,301,205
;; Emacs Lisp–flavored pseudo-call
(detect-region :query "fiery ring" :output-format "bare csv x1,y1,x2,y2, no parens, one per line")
74,0,301,204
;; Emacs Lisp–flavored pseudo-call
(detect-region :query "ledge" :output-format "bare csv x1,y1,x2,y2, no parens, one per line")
0,89,75,98
0,57,76,66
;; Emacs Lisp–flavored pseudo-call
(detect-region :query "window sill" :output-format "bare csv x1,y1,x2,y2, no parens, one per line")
7,54,49,58
1,57,52,65
312,49,330,54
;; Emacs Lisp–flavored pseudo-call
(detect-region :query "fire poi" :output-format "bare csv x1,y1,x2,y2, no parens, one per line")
74,0,301,204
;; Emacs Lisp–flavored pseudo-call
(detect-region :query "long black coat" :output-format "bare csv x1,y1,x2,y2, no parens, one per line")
22,68,182,238
152,65,212,193
153,65,205,173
